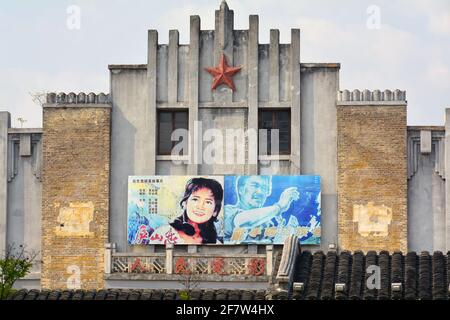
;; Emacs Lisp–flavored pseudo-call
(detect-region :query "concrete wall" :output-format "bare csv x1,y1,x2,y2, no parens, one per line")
445,109,450,252
407,128,446,252
0,112,10,254
300,65,339,252
198,108,248,175
0,116,43,289
7,130,42,278
109,68,151,253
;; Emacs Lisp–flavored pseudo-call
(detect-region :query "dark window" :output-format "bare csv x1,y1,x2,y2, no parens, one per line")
258,110,291,155
158,110,188,155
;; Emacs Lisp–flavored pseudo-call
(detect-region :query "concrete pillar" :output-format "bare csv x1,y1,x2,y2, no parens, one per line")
0,112,10,253
214,0,234,104
147,30,158,175
188,16,200,175
247,15,259,175
445,108,450,252
104,243,113,274
290,29,301,174
168,30,179,105
266,245,273,276
433,167,446,252
420,130,432,154
269,29,280,103
166,243,174,274
22,144,41,266
19,134,31,157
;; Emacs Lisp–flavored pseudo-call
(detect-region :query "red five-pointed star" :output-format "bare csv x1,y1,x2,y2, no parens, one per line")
205,54,242,91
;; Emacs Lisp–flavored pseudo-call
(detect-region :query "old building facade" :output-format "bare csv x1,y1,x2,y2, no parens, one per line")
0,2,449,291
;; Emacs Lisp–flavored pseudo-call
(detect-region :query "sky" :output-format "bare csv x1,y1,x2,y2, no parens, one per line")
0,0,449,127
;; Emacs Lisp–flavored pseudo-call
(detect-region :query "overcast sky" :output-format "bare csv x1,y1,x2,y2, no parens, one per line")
0,0,449,127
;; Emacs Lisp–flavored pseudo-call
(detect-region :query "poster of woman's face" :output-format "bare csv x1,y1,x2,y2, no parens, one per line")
127,175,321,245
127,176,225,245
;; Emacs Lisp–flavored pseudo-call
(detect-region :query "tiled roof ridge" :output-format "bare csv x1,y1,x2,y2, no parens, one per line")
288,250,449,300
7,288,268,301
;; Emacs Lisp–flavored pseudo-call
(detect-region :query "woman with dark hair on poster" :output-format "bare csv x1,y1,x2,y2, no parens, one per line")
150,177,224,244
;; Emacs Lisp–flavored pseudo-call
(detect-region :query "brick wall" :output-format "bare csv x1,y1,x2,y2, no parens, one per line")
41,106,110,289
337,105,407,252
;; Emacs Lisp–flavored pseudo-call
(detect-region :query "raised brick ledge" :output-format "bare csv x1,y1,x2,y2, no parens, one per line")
43,103,111,109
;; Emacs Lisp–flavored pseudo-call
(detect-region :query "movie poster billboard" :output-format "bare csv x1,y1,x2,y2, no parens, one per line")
223,176,321,245
127,175,321,245
127,176,225,245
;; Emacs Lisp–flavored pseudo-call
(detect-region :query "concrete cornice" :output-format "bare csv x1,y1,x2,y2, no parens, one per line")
337,101,407,106
408,126,445,131
108,64,147,70
338,89,406,103
108,63,341,71
43,103,111,109
8,128,43,134
300,63,340,69
46,92,110,104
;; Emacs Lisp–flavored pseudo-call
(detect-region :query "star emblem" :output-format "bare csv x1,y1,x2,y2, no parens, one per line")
205,54,242,91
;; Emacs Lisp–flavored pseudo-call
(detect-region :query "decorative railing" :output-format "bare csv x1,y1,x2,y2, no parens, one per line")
106,243,273,277
172,254,267,276
111,253,166,274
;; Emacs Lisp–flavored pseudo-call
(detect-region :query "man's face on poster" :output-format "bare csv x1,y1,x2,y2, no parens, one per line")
238,176,270,209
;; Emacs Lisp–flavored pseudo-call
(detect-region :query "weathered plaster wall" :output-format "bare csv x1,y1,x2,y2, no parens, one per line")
337,91,408,252
0,115,42,289
407,128,446,252
300,66,339,252
7,130,42,289
0,112,10,253
41,102,110,290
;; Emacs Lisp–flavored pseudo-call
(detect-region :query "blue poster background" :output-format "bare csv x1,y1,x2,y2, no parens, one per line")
224,175,321,244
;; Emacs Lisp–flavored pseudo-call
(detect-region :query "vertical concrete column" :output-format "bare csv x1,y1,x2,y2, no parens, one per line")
19,134,31,156
433,165,446,252
166,243,174,274
269,29,280,103
445,108,450,252
104,243,112,274
188,16,200,175
247,15,259,175
22,136,41,263
214,0,234,103
0,112,10,253
420,130,432,154
168,30,179,105
20,133,33,254
290,29,301,174
147,30,158,175
266,245,274,276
